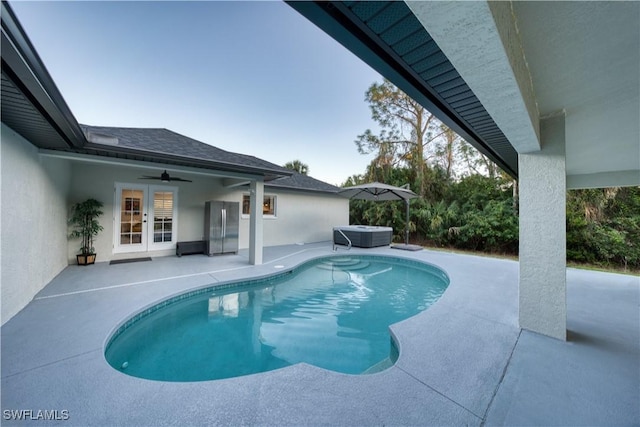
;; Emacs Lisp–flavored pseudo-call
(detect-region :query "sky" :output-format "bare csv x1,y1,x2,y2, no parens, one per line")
10,1,383,186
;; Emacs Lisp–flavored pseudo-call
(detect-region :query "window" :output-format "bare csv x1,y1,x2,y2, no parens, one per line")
262,195,276,216
242,194,276,217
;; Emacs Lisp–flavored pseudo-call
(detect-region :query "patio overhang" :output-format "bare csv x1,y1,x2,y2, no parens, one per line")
69,142,291,183
287,0,639,187
408,1,639,189
286,0,519,178
38,149,269,184
1,1,86,150
288,0,639,341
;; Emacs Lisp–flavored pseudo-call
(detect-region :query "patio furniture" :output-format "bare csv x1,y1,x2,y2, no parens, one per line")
176,240,205,257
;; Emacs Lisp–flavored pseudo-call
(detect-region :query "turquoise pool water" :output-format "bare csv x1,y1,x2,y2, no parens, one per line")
105,255,449,382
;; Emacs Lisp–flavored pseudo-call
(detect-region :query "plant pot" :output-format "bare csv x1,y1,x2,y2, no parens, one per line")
77,254,96,266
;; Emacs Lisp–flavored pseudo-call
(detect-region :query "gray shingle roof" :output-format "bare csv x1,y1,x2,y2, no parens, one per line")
80,125,292,179
267,172,342,194
79,125,341,194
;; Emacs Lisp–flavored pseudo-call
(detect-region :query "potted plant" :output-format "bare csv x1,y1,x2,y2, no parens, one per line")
68,198,104,266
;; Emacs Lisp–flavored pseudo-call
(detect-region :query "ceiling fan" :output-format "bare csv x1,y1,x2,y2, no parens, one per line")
139,170,192,183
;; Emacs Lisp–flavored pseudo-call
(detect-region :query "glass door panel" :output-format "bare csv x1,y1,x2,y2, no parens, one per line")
120,190,144,245
115,185,148,253
114,183,177,254
152,191,174,244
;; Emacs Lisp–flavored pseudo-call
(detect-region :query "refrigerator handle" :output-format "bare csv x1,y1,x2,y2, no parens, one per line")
221,208,226,239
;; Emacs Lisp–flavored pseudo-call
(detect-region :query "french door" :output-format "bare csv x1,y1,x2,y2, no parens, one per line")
114,183,178,254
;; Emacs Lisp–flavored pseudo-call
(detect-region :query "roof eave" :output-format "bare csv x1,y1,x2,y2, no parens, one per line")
1,1,86,149
265,183,341,194
78,142,293,181
286,1,518,179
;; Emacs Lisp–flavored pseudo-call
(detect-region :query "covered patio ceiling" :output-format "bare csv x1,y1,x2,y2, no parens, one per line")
288,1,640,188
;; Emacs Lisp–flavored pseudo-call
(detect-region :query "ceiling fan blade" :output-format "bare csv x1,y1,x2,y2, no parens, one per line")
138,170,192,183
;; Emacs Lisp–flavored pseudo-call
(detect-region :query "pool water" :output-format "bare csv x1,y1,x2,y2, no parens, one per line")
105,256,449,382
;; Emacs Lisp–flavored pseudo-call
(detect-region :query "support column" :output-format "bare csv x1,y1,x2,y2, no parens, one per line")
519,114,567,340
248,179,264,265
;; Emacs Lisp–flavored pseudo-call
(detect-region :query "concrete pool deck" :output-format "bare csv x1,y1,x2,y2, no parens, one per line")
1,242,638,426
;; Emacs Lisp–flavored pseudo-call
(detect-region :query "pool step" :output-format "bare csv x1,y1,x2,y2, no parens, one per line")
329,257,359,266
317,259,370,271
362,357,395,374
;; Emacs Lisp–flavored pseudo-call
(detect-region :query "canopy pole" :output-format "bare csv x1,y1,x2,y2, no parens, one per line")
405,198,410,245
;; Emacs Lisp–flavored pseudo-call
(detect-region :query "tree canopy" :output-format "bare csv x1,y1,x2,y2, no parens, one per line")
283,160,309,175
355,79,439,197
346,80,639,271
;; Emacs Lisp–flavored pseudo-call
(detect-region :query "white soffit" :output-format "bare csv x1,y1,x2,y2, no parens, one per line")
406,0,540,154
512,1,639,187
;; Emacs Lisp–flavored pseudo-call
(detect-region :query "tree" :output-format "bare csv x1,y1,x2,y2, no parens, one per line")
355,79,445,196
566,187,639,270
458,141,500,179
348,82,637,269
434,124,460,180
283,160,309,175
341,174,367,188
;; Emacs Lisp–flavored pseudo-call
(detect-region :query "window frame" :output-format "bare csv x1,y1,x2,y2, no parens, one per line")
241,193,277,219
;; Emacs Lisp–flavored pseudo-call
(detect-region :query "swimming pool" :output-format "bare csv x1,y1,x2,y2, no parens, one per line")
105,255,449,382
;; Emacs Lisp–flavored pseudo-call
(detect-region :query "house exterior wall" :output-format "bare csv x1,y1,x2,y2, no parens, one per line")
68,163,242,262
1,124,71,325
239,189,349,248
69,164,348,262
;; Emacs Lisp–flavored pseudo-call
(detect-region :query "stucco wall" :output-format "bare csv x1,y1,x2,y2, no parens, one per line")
239,189,349,248
1,124,71,325
68,163,243,262
69,164,348,260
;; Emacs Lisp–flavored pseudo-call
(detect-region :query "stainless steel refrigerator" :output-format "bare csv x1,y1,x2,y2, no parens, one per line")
204,201,239,255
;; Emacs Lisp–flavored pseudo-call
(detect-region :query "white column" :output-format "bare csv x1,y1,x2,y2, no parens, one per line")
248,179,264,265
518,114,567,340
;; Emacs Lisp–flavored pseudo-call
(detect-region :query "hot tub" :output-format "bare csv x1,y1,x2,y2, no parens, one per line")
333,225,393,248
